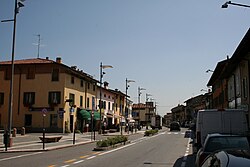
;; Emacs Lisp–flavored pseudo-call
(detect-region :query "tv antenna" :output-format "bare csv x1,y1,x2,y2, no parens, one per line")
33,34,45,58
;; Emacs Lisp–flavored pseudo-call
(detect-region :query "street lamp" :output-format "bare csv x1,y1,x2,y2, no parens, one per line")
1,0,25,151
138,87,146,128
206,69,214,73
146,93,152,102
99,62,113,134
138,87,146,104
145,93,152,125
200,89,208,92
125,79,135,118
123,78,135,135
222,1,250,8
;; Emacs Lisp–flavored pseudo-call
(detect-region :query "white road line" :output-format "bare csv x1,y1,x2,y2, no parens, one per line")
61,165,70,167
0,152,43,162
99,142,136,156
86,156,96,160
181,137,191,167
73,160,84,164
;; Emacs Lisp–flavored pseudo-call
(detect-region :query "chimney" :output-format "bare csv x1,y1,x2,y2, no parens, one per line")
46,57,49,60
56,57,62,64
104,81,109,89
71,66,77,70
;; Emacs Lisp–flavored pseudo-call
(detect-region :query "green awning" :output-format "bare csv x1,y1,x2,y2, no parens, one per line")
77,109,91,120
93,111,100,120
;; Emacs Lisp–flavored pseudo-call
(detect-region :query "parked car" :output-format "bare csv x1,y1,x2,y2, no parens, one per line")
195,133,250,167
201,150,250,167
169,122,181,131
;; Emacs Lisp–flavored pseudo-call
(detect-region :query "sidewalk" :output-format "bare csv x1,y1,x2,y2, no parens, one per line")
0,132,95,153
0,128,146,153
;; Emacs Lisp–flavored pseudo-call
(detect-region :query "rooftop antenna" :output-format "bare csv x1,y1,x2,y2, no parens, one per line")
33,34,44,58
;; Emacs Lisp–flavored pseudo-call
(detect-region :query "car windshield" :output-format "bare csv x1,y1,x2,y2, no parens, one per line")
205,136,250,152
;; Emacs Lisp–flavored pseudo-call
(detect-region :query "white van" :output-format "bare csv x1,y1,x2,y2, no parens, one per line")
195,109,249,147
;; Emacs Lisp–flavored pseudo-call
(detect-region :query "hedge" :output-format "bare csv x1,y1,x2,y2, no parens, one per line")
96,135,128,147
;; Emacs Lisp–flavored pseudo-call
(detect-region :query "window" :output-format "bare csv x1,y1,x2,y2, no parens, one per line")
108,102,111,110
93,85,95,91
243,77,248,98
71,76,75,84
87,97,90,108
48,91,61,105
80,80,84,87
69,93,75,106
92,96,95,109
104,101,106,109
52,68,59,81
4,68,11,80
0,93,4,105
50,114,58,127
23,92,35,106
27,67,35,79
80,95,83,107
88,83,90,89
25,114,32,126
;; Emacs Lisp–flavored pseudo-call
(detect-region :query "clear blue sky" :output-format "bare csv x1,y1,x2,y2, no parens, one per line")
0,0,249,116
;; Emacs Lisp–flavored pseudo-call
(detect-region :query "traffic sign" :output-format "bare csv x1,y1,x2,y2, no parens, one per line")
42,108,47,116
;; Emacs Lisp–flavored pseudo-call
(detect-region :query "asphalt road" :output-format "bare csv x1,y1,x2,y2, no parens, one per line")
0,128,196,167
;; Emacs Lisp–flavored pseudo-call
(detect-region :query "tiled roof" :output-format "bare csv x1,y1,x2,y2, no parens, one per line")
0,58,54,65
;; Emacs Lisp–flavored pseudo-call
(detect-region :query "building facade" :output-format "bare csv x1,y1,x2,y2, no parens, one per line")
0,57,99,133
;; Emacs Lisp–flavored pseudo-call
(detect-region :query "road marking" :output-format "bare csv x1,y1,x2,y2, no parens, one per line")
181,137,191,167
92,151,101,155
60,165,70,167
99,142,136,156
86,156,96,160
0,152,43,162
80,155,89,159
73,160,84,164
64,159,77,163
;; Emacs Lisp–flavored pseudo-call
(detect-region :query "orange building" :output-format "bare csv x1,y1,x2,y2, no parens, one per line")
0,57,99,133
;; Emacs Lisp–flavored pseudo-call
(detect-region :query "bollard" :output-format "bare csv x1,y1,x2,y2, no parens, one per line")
21,127,25,135
12,128,17,137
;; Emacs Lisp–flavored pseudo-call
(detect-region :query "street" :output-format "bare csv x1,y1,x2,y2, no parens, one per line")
0,128,195,167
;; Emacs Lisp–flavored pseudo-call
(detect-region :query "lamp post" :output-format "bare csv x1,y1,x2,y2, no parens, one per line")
99,62,113,134
206,69,214,73
124,78,135,135
145,93,152,124
138,87,146,127
222,1,250,8
138,87,146,104
1,0,25,151
200,89,208,92
146,93,152,102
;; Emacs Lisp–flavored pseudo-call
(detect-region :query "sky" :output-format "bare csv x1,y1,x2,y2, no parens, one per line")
0,0,250,116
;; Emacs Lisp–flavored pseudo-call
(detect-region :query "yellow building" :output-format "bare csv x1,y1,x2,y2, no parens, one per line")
0,57,99,133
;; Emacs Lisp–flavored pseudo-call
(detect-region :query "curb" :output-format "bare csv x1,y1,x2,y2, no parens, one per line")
0,141,95,153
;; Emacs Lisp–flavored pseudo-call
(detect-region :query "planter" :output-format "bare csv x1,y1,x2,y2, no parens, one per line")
93,140,130,151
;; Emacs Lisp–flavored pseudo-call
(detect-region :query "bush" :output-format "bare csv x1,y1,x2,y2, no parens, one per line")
144,129,158,136
75,130,81,133
96,135,128,147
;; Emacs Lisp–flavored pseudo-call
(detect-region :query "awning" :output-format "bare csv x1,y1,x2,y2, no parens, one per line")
77,109,91,120
93,111,100,120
